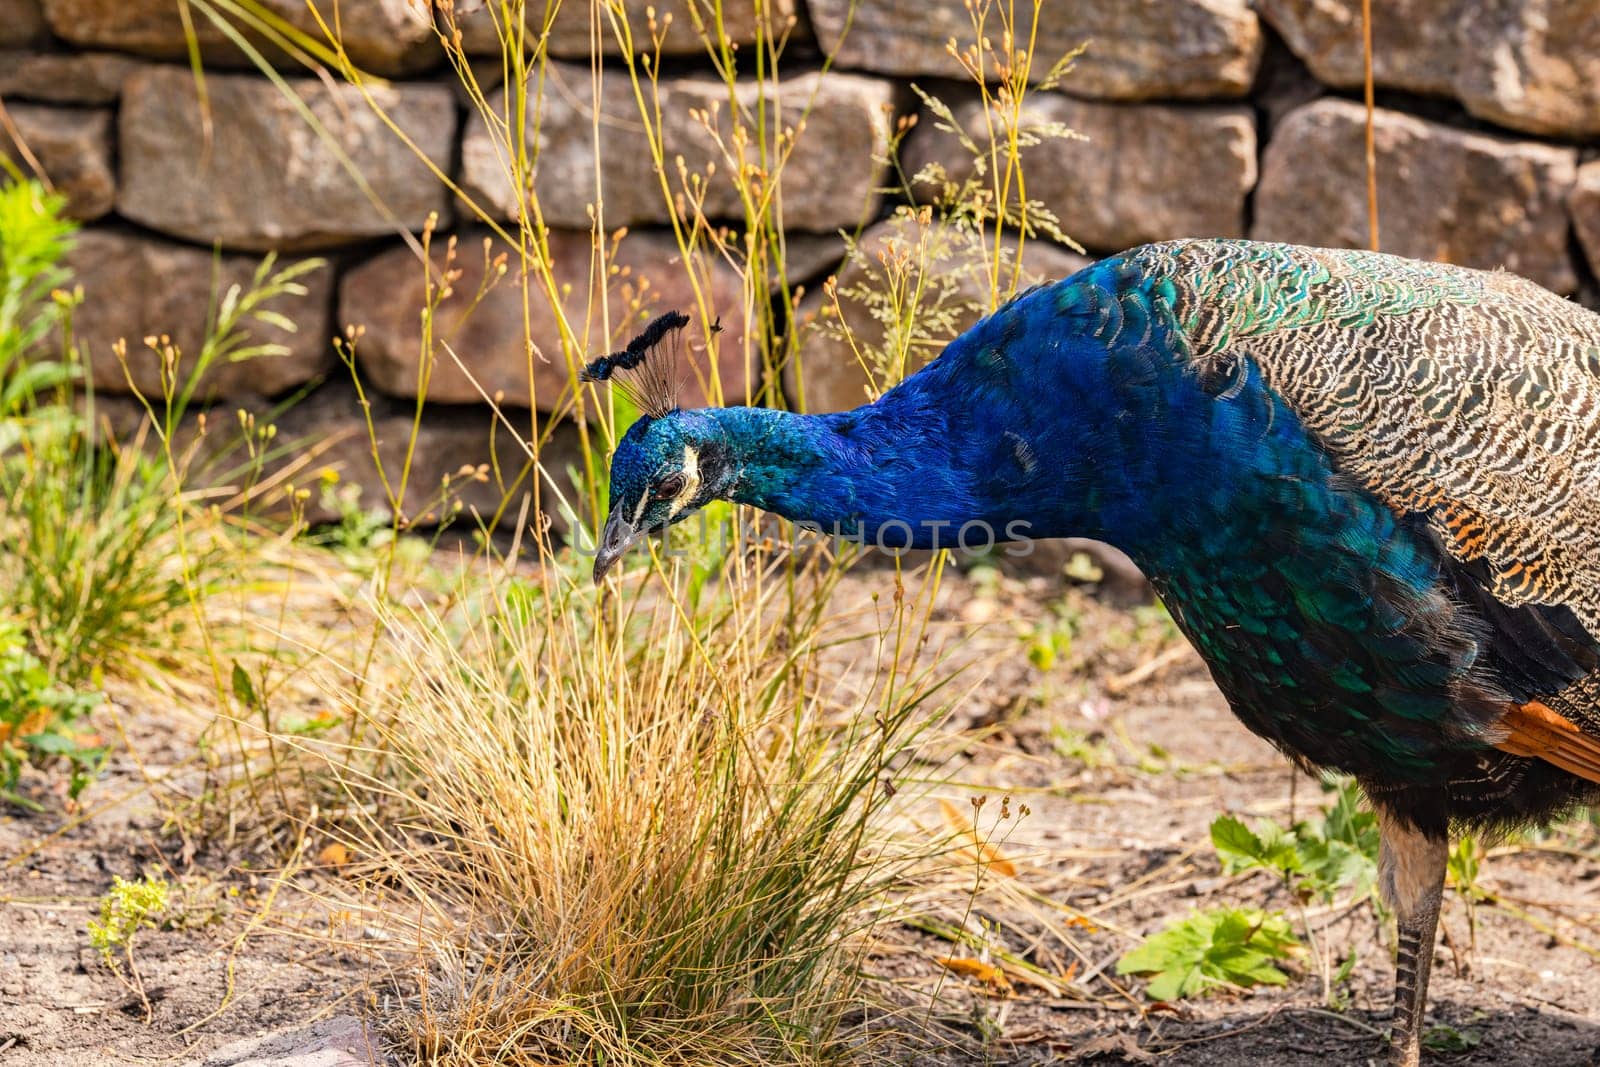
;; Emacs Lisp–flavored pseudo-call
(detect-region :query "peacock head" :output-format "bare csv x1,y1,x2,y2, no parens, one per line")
582,312,738,582
592,410,736,582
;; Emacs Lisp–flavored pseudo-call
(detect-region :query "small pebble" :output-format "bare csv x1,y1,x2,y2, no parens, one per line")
962,598,998,624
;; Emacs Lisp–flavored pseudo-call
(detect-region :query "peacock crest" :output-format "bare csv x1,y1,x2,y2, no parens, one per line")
580,310,689,418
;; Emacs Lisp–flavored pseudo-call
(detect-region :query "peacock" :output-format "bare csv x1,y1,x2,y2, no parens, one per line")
584,239,1600,1066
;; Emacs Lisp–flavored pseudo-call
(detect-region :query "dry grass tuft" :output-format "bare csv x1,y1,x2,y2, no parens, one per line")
290,548,955,1065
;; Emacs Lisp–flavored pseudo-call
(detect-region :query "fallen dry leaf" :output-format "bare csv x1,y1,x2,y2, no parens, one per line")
936,955,1014,995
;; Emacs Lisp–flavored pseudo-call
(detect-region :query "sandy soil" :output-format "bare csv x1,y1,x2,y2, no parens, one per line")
0,697,373,1066
1,561,1597,1066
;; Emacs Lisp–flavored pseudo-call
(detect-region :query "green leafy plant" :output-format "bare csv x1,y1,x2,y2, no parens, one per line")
1423,1023,1483,1054
87,873,170,963
1207,780,1380,1006
87,873,170,1020
1448,834,1486,957
0,171,332,813
1117,907,1300,1000
4,256,320,692
1448,834,1484,901
1326,949,1360,1011
0,619,104,807
1133,601,1181,644
1211,779,1380,902
1024,609,1075,671
310,472,394,553
1049,724,1113,769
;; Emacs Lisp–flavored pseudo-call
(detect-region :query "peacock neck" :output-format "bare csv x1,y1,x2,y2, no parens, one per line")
703,405,836,519
705,401,1007,550
697,268,1303,557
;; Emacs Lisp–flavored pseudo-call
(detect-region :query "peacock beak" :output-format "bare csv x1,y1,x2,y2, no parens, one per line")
592,512,639,584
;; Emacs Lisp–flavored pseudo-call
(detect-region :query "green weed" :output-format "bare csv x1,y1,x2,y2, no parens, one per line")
1113,780,1382,1006
1423,1023,1483,1053
1326,948,1360,1011
1133,601,1180,643
3,255,319,691
87,873,170,1020
1024,606,1077,672
1116,907,1300,1001
1049,724,1114,769
308,473,395,554
0,618,104,807
0,185,77,441
1448,834,1486,957
0,172,329,810
87,873,170,964
1204,779,1381,1006
1211,779,1380,903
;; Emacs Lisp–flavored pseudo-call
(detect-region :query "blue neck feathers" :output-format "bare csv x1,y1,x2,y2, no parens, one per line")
701,281,1140,551
695,265,1186,554
703,404,1013,550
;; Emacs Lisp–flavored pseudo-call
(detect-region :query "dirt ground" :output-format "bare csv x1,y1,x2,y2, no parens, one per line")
2,560,1598,1066
0,696,375,1066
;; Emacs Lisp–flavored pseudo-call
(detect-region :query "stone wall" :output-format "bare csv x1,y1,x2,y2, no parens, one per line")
3,0,1598,536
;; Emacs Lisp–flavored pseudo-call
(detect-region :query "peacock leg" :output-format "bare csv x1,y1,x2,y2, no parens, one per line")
1377,811,1449,1067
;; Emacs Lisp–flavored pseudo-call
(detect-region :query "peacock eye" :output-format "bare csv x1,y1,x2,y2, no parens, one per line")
655,473,687,499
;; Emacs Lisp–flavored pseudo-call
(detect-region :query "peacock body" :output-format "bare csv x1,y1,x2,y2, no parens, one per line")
589,239,1600,1064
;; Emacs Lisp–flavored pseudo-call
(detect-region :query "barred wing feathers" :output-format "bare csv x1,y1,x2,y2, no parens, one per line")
1138,240,1600,634
1134,240,1600,780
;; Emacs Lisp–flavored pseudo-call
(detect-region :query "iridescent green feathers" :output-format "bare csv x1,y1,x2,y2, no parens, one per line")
1132,240,1600,639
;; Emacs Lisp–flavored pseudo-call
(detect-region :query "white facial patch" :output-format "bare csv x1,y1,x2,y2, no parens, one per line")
670,445,701,517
